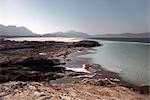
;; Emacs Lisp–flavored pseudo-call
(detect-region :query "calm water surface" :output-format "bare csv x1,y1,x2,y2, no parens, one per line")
79,40,150,86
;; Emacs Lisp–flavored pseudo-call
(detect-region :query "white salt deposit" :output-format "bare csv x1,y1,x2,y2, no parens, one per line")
6,37,82,42
66,64,91,73
39,52,47,56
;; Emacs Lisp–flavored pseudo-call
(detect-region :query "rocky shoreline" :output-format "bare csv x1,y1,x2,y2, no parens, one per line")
0,39,149,100
0,39,100,82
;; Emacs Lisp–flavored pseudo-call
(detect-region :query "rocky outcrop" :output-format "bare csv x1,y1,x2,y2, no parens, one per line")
0,40,101,51
15,57,61,67
1,57,61,67
0,39,101,83
83,64,95,74
72,40,101,47
1,56,85,83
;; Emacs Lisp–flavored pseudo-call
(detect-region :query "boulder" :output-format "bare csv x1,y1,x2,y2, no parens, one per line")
83,64,95,74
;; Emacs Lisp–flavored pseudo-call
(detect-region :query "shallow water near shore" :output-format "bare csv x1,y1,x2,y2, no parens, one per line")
78,40,150,86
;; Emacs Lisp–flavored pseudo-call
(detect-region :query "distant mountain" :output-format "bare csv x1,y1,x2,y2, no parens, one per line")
0,24,38,36
93,32,150,38
43,31,90,38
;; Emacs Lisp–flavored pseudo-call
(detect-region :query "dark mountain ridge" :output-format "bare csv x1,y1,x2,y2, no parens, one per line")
0,24,38,36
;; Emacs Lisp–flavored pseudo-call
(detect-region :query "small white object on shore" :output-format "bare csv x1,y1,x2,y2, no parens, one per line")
39,52,47,56
66,64,95,74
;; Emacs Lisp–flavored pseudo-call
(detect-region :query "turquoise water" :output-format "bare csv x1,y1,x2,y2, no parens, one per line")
79,40,150,86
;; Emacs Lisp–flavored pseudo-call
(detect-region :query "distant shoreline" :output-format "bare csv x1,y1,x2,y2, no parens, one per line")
89,37,150,43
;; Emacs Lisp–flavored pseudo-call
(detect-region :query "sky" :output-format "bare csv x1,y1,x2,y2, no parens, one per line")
0,0,149,34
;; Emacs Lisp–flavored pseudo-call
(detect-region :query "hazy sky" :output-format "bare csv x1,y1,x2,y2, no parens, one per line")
0,0,149,34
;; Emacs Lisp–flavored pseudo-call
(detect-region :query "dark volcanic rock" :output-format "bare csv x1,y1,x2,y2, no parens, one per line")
0,40,102,83
0,56,66,83
15,57,60,67
72,40,101,47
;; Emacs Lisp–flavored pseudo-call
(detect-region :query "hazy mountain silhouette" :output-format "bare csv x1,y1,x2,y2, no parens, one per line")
94,32,150,38
0,24,149,39
43,31,90,38
0,24,38,36
44,31,150,38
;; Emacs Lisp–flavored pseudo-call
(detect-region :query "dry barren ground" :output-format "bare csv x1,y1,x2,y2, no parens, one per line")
0,81,149,100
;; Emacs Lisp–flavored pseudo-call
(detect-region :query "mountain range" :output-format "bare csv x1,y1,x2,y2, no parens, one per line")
0,24,37,36
0,24,149,38
43,31,90,38
94,33,150,38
